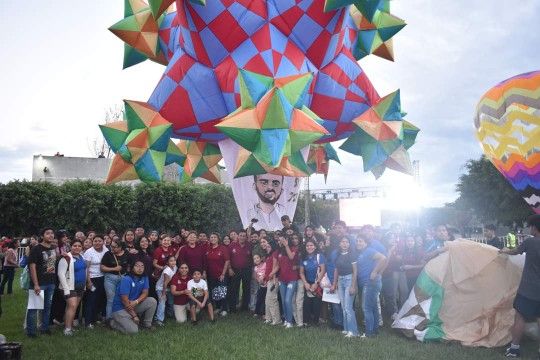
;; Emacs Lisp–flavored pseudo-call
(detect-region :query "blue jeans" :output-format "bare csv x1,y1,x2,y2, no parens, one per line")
104,274,121,319
362,277,382,336
279,280,297,323
331,302,343,327
26,283,55,335
155,288,173,322
338,274,358,335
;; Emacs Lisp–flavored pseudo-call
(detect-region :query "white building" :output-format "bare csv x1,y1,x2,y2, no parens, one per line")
32,155,229,185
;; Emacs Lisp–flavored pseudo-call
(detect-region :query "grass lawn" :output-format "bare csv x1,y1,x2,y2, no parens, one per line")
0,280,536,360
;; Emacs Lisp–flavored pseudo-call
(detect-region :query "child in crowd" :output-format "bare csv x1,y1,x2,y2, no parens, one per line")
155,256,177,326
187,270,214,324
252,254,267,317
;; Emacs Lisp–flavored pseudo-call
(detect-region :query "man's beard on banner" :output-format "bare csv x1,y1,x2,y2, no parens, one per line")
256,188,283,206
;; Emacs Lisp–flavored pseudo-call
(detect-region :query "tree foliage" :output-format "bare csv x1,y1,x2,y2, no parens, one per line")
0,180,241,237
454,156,532,225
295,196,339,229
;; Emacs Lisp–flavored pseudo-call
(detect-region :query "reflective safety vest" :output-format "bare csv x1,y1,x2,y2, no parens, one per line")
506,233,517,248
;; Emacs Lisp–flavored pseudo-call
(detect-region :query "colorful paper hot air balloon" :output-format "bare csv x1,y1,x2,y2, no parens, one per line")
475,70,540,214
101,0,418,229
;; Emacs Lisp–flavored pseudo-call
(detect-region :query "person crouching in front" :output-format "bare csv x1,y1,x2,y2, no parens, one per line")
110,260,157,334
187,269,214,325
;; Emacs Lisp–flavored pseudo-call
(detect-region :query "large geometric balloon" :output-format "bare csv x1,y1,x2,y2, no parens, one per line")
103,0,418,186
475,70,540,214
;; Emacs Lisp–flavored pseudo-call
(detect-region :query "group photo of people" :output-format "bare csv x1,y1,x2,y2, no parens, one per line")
0,216,451,339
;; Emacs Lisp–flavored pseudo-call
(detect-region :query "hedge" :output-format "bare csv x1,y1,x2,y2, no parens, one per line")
0,181,241,237
0,181,339,237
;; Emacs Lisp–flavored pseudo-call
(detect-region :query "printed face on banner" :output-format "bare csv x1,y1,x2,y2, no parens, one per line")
254,174,283,205
218,139,303,231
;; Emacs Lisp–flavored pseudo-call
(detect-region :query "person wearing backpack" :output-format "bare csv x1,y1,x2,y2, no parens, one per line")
299,239,326,326
57,239,87,336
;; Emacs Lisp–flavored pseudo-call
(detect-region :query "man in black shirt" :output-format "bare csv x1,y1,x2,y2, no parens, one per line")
500,214,540,358
26,227,57,337
485,224,504,250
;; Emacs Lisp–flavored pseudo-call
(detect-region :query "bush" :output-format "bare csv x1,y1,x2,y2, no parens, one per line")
0,180,242,237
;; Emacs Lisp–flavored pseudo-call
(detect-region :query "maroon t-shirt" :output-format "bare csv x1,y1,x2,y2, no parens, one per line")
178,244,206,274
277,249,299,283
264,251,277,280
206,245,230,280
170,273,190,305
153,246,174,267
229,242,252,270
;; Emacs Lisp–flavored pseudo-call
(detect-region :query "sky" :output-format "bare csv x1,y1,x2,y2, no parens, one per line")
0,0,539,207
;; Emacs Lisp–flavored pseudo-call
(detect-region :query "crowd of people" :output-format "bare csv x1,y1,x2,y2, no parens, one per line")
0,217,452,339
1,214,537,359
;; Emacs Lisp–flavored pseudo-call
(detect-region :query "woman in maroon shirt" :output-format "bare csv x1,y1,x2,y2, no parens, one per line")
262,238,280,325
178,232,206,277
170,263,191,323
153,236,175,281
205,233,230,316
398,234,425,291
276,234,299,328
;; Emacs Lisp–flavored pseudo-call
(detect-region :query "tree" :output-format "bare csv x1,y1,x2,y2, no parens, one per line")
88,105,123,158
453,156,532,225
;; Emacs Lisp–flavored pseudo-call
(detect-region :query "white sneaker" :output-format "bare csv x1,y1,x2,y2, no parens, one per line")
296,323,304,328
283,321,289,327
220,311,227,317
285,323,293,329
63,329,74,336
264,319,272,324
345,332,357,338
341,330,348,335
86,324,94,330
271,321,281,326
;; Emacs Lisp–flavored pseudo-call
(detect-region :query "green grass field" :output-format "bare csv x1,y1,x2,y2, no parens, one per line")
0,280,536,360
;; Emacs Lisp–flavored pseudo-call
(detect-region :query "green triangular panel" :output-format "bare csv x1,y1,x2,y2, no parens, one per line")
234,155,267,178
124,101,147,131
99,125,128,152
279,74,312,108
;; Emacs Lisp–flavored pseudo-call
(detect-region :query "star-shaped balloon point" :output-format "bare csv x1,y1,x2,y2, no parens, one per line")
308,143,341,182
99,100,180,183
176,140,222,184
350,6,406,61
109,0,169,69
340,90,419,178
216,69,329,178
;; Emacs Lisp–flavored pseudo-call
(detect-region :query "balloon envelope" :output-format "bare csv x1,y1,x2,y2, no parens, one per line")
475,70,540,214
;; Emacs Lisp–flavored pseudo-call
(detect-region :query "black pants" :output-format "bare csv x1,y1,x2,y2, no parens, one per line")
51,287,66,323
303,292,322,325
255,287,267,316
84,276,106,325
0,266,15,294
228,267,251,311
208,277,228,312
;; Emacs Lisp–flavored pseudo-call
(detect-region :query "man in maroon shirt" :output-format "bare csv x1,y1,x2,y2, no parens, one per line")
178,232,207,277
227,230,252,312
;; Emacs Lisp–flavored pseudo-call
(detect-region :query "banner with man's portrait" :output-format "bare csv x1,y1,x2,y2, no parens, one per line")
219,139,304,231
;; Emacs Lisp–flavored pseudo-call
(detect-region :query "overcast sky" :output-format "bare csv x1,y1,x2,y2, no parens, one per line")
0,1,539,207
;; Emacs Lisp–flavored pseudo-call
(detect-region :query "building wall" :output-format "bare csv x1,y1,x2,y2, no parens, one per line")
31,155,229,185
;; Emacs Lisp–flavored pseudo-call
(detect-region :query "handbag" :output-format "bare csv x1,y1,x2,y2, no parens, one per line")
20,266,30,290
212,281,227,301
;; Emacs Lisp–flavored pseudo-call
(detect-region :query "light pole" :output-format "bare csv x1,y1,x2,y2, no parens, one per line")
304,176,310,226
